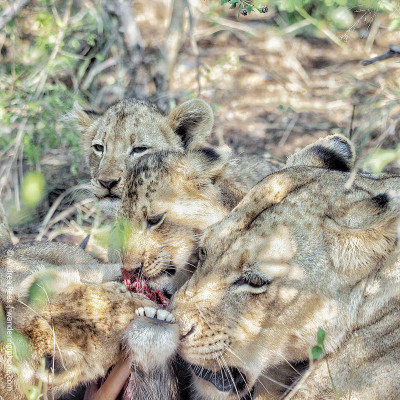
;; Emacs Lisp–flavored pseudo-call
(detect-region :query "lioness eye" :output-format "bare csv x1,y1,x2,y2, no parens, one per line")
131,146,149,155
147,213,165,228
93,144,104,153
234,275,270,289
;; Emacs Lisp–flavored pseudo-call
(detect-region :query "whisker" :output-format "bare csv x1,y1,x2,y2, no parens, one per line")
219,352,241,400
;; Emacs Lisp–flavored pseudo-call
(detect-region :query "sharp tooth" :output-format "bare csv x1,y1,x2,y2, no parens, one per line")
156,309,169,321
143,307,157,318
165,313,175,322
135,307,145,316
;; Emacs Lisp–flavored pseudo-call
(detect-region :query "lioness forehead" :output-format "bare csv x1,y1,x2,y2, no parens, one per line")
201,168,400,270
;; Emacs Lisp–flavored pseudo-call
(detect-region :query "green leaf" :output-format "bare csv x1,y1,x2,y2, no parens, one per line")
21,171,45,208
388,18,400,32
246,5,253,13
311,345,323,360
221,0,229,4
28,272,55,308
278,104,297,113
237,2,242,17
364,147,400,174
11,331,30,360
317,327,326,346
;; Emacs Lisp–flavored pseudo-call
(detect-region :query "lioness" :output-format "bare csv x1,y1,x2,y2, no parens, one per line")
73,98,214,216
171,162,400,399
0,237,179,399
117,134,354,299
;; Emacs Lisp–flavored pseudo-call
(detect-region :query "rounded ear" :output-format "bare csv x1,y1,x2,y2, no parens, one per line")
72,101,102,133
326,193,397,230
286,134,355,172
175,147,231,187
325,193,398,279
167,99,214,151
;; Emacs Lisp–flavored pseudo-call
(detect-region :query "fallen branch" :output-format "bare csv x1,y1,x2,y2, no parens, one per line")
362,44,400,66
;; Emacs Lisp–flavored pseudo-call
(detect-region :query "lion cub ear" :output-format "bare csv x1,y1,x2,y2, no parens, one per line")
181,147,231,186
72,102,103,132
286,134,355,171
167,99,214,151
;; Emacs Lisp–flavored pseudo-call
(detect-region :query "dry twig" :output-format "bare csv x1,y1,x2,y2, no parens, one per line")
186,0,202,95
0,0,30,30
362,44,400,66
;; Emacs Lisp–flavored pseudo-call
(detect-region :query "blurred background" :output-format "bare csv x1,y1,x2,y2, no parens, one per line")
0,0,399,255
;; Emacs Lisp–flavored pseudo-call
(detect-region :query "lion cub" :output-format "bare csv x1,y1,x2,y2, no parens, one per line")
116,134,354,301
0,237,178,399
73,98,279,219
73,98,214,216
171,148,400,399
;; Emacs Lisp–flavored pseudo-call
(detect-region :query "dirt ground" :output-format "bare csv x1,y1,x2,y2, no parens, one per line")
4,0,400,248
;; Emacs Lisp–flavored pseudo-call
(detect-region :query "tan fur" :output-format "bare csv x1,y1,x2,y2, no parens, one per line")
72,98,214,216
116,147,277,297
171,165,400,400
0,201,12,250
0,241,158,399
116,135,352,298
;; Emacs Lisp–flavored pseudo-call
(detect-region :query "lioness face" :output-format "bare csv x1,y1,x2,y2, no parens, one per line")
116,150,229,298
171,167,399,399
73,99,214,216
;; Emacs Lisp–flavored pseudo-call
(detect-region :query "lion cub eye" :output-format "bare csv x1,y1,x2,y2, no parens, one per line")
234,275,270,289
147,213,165,229
131,146,149,155
92,144,104,153
197,247,207,267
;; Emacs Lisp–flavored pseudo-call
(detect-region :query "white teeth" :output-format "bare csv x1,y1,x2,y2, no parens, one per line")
166,313,176,323
136,307,176,323
143,306,157,318
155,309,169,320
135,307,145,316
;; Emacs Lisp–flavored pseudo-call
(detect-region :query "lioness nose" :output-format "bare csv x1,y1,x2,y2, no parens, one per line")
98,178,120,190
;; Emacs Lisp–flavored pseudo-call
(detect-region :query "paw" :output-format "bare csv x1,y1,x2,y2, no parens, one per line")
135,307,176,323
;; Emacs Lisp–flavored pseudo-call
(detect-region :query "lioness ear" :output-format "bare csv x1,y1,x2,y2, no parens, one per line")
327,193,396,230
167,99,213,151
325,193,398,279
72,102,102,132
286,134,355,171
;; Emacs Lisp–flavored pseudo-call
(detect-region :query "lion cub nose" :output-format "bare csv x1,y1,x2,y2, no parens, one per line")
98,178,120,190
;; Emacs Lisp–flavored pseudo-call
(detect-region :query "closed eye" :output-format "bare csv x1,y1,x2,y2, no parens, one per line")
147,213,166,229
234,274,271,289
130,146,149,155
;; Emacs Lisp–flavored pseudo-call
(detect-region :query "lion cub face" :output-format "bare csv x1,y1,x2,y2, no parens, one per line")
73,99,213,215
2,278,156,399
116,148,230,298
171,166,400,400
